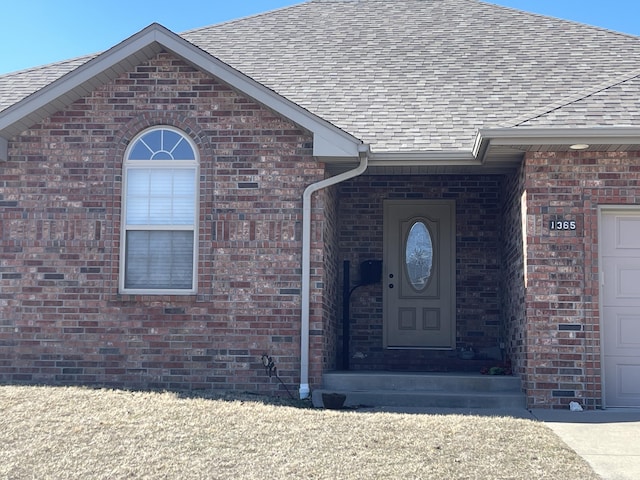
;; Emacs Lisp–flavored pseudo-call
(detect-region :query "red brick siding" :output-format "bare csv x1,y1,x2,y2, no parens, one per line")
0,52,327,396
337,175,503,370
522,150,640,408
501,165,527,380
318,184,341,375
302,182,340,388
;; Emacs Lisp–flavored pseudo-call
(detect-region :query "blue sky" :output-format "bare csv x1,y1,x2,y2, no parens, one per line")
1,1,639,75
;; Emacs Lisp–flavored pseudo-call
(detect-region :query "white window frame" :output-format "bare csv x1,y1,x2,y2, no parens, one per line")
119,126,199,295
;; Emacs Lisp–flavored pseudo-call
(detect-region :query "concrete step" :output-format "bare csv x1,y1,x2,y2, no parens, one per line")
321,371,521,393
312,371,525,410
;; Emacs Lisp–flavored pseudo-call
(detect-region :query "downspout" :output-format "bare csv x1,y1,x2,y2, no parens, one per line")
299,145,369,399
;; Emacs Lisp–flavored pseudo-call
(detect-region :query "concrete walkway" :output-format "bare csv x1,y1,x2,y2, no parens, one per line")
362,406,640,479
530,408,640,480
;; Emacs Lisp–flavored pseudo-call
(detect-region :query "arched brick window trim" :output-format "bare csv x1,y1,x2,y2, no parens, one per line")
107,113,214,299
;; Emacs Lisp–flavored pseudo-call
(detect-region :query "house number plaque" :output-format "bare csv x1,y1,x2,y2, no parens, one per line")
546,214,582,234
549,219,576,231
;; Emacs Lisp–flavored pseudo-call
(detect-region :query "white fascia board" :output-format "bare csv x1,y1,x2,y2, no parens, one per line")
0,136,7,161
0,23,362,159
368,150,480,166
478,127,640,146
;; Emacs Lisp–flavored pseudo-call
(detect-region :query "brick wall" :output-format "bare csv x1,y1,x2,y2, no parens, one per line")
299,181,339,388
4,53,636,408
0,52,327,396
317,184,341,376
501,165,527,380
522,150,640,408
337,175,503,371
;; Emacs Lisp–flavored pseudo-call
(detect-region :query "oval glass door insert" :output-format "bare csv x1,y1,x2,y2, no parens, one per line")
405,221,433,290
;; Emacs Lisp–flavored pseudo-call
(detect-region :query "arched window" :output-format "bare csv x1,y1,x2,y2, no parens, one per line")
120,127,198,294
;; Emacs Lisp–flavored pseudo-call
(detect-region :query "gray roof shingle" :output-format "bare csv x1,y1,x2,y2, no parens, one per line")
3,0,640,153
0,55,95,113
513,73,640,128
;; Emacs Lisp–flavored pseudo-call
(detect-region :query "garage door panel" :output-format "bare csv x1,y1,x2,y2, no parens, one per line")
601,214,640,256
603,310,640,354
604,360,640,406
602,259,640,305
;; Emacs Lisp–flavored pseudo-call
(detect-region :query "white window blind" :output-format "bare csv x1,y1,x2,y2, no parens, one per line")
126,169,195,225
125,231,194,289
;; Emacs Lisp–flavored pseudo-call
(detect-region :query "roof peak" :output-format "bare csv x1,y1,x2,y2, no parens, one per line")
0,23,362,161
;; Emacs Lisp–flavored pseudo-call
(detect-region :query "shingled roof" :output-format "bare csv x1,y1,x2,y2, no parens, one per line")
3,0,640,156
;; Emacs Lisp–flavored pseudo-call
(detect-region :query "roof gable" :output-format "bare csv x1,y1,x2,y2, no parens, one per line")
0,23,362,161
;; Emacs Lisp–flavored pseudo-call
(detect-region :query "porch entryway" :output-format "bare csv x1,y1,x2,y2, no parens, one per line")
321,173,523,408
336,174,510,373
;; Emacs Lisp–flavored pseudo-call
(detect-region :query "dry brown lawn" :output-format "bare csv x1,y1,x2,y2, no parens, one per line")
0,385,598,479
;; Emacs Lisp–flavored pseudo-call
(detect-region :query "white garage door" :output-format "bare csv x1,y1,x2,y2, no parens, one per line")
601,210,640,407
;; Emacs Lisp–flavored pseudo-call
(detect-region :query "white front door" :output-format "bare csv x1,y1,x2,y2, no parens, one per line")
383,200,456,349
601,209,640,407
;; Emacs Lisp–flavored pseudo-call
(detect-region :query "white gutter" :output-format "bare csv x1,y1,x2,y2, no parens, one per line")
477,127,640,146
299,145,369,399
